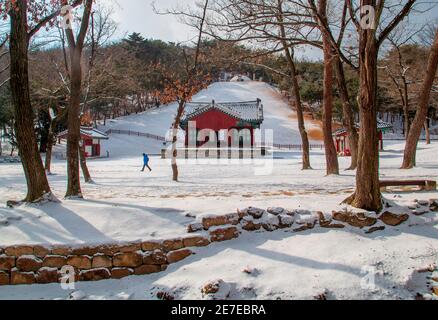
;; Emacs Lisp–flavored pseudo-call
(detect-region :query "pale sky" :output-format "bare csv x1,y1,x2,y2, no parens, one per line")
107,0,438,61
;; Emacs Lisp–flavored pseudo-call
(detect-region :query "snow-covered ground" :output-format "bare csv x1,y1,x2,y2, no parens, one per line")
0,140,437,300
0,81,437,300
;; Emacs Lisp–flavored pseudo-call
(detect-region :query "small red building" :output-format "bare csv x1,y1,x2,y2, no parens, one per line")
179,100,264,148
58,127,109,158
333,119,393,156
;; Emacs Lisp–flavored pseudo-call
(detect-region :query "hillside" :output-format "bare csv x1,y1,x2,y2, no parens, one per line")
98,81,322,158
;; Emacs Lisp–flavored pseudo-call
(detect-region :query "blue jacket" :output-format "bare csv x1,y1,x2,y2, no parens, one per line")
143,154,149,164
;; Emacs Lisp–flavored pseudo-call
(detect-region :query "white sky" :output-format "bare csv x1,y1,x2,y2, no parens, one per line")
107,0,437,62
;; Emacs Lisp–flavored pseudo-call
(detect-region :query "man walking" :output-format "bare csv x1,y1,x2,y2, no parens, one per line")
141,153,152,172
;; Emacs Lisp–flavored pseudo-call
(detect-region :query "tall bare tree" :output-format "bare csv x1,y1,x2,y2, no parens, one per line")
317,0,339,175
2,0,80,203
62,0,94,197
402,27,438,168
344,0,417,211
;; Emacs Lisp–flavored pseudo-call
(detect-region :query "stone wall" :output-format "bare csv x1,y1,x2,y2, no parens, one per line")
0,236,215,286
1,200,435,287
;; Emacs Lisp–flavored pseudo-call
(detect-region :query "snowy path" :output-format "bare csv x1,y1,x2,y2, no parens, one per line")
0,141,436,247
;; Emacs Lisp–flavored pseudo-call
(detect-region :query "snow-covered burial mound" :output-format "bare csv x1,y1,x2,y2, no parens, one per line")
99,81,322,158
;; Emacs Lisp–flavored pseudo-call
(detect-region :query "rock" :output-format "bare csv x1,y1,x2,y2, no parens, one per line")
320,223,345,229
16,255,42,272
157,291,175,300
317,212,332,227
261,214,280,232
5,245,33,256
296,213,318,226
365,226,386,234
118,243,142,253
294,209,312,216
0,255,15,271
0,271,9,285
201,279,231,299
332,211,349,222
210,226,239,242
242,266,260,276
51,246,72,256
0,219,9,226
80,268,111,281
333,211,377,228
95,244,119,256
66,255,92,270
113,252,143,268
183,236,210,248
33,245,50,258
202,213,239,230
379,212,409,226
111,268,133,279
278,215,294,228
267,207,287,216
412,208,429,216
167,249,193,264
240,216,261,231
433,286,438,296
141,241,163,252
429,200,438,212
134,265,161,275
202,279,223,295
187,223,203,233
69,290,86,300
237,209,248,219
36,268,59,284
92,255,112,269
417,200,429,206
293,223,315,232
11,269,35,285
246,207,266,219
43,255,67,268
71,246,100,256
162,239,184,252
143,250,167,265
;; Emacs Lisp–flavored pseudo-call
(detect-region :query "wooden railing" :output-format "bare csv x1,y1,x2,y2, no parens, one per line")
106,129,324,150
272,143,324,150
105,129,166,142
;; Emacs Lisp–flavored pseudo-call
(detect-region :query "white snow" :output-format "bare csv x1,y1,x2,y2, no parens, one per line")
0,81,437,300
91,81,322,158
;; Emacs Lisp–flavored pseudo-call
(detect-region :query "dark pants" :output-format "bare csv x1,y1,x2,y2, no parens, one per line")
142,163,152,172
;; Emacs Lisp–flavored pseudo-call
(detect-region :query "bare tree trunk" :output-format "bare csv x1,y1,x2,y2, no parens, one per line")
319,0,339,175
8,0,53,203
403,102,410,139
45,119,55,175
345,4,382,212
425,120,431,145
64,0,93,198
402,28,438,168
171,100,185,182
276,6,311,170
334,57,359,170
65,49,83,198
79,142,93,183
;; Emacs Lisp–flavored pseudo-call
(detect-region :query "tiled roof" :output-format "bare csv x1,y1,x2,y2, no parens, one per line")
58,127,109,140
333,119,393,136
181,100,264,124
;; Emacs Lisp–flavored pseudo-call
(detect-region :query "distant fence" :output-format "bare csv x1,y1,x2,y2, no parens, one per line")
272,143,324,150
105,129,325,150
105,129,166,142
